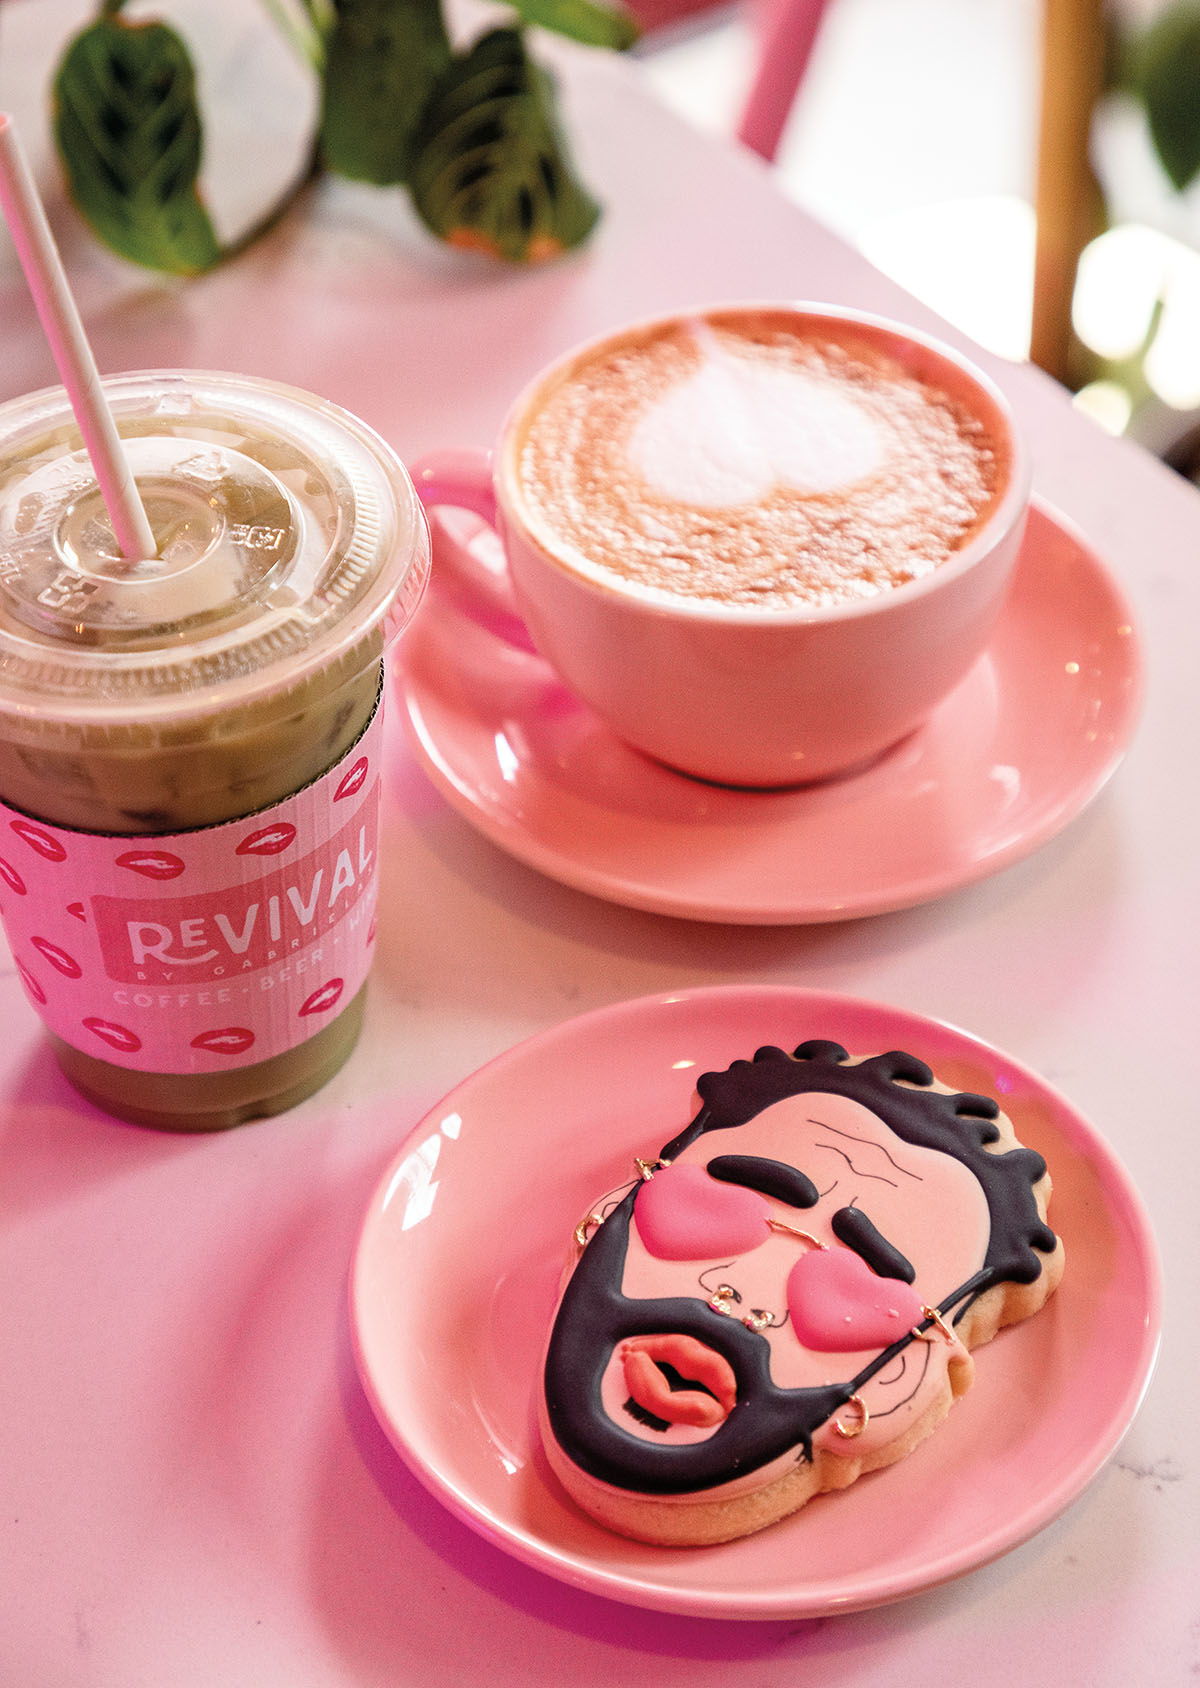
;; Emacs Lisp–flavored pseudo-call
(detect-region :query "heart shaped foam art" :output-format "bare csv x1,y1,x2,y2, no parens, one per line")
627,326,887,509
633,1161,767,1260
787,1246,925,1352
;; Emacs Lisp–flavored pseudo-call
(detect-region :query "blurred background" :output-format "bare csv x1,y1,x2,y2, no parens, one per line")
634,0,1200,479
5,0,1200,479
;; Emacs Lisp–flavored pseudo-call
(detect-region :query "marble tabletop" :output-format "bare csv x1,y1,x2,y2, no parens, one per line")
0,3,1194,1682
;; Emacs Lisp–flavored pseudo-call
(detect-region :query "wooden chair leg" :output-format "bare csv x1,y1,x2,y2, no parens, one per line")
1031,0,1107,382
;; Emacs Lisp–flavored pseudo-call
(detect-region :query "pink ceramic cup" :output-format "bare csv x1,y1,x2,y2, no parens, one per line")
414,304,1031,788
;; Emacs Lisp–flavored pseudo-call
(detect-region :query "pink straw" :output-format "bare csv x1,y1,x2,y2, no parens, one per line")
0,111,157,559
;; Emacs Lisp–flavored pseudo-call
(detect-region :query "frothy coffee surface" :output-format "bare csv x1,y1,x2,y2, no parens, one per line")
515,313,1006,608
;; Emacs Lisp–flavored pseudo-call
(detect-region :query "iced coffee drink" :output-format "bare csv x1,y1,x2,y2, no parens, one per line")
0,370,429,1129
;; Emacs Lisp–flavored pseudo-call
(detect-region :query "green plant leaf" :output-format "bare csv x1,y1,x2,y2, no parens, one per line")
319,0,452,184
407,28,600,262
1128,1,1200,190
53,16,221,275
504,0,638,51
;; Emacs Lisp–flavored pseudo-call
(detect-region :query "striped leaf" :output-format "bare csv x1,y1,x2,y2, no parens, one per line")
319,0,452,184
53,16,221,275
407,28,599,262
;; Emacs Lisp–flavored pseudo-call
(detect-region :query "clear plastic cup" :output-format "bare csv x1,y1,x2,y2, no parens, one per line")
0,370,429,1129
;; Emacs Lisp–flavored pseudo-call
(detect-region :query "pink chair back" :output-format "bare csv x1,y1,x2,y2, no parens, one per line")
736,0,837,161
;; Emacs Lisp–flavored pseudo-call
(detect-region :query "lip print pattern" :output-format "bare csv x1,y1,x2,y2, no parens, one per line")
0,857,27,894
31,935,83,979
10,819,67,862
299,978,344,1017
82,1017,142,1053
634,1161,768,1260
787,1246,924,1352
191,1026,256,1056
236,823,297,857
0,699,384,1074
114,849,186,881
334,758,369,802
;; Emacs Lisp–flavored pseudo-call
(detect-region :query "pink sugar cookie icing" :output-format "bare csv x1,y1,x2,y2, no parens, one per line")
633,1160,769,1260
541,1039,1062,1542
786,1245,925,1352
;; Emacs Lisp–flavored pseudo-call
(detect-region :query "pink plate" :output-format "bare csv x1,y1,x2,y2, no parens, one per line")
396,500,1142,924
350,985,1161,1620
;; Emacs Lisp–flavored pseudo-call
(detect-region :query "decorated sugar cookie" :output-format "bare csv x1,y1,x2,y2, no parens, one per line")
540,1039,1064,1546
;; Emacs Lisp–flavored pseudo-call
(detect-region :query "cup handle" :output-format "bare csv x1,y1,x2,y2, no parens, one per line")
412,448,531,645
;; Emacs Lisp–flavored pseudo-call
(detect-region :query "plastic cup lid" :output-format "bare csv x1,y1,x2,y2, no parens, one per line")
0,370,429,726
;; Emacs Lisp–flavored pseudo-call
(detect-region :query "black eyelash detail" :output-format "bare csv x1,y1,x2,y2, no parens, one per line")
622,1397,672,1432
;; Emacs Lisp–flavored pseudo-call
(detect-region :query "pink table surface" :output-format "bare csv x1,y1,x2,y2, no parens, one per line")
1,5,1194,1684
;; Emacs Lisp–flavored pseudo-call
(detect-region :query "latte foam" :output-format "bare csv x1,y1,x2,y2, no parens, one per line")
514,312,1007,609
628,326,886,506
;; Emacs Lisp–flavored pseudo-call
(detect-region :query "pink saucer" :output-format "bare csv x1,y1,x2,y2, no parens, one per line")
396,502,1142,923
350,985,1161,1621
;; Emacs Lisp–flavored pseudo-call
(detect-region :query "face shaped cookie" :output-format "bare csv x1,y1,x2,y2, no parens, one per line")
540,1040,1063,1546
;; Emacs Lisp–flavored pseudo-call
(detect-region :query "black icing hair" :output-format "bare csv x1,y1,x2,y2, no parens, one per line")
659,1039,1057,1288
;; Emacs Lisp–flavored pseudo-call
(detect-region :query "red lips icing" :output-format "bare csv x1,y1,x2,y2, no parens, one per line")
620,1334,737,1428
787,1246,924,1351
